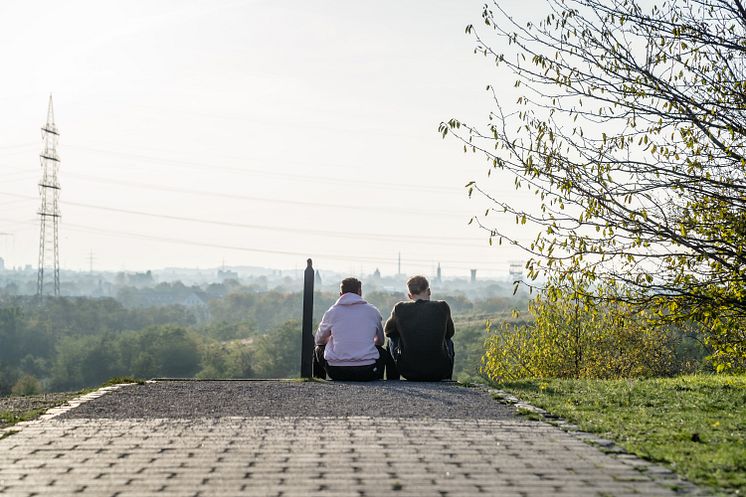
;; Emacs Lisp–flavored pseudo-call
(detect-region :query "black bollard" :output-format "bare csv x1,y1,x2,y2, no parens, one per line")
300,258,315,378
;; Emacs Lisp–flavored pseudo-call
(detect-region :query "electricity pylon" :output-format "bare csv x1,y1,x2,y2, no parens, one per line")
37,95,61,297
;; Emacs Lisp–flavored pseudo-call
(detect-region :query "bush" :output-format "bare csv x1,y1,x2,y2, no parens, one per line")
705,316,746,374
482,288,675,381
11,374,43,396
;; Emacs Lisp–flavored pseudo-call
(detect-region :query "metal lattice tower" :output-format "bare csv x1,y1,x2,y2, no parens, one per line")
36,95,61,297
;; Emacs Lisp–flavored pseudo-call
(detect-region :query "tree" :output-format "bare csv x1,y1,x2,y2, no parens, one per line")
441,0,746,370
198,341,254,379
50,334,121,390
123,326,202,379
252,321,302,378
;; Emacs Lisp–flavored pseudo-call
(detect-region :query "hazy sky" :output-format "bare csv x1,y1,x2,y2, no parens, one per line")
0,0,540,278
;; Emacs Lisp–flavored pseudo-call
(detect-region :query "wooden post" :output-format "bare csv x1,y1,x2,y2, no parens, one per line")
300,258,315,378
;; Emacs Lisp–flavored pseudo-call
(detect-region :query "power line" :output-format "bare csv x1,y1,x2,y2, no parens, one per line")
0,190,488,247
0,203,510,272
0,143,36,150
62,172,474,219
63,202,486,245
0,166,38,177
0,198,36,208
67,145,462,194
0,216,37,225
64,222,507,270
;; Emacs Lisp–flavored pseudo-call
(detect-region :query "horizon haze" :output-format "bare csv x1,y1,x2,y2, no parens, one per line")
0,0,540,279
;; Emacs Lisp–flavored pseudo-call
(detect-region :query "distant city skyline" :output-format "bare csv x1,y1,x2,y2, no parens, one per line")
0,260,515,284
0,260,526,303
0,0,541,277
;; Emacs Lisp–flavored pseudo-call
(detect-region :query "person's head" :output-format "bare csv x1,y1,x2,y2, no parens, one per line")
340,277,362,296
406,275,431,300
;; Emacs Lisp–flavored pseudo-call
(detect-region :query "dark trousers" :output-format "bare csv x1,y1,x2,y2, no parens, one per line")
313,345,398,381
386,336,455,380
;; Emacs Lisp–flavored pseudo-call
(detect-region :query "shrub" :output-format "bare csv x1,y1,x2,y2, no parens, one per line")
482,288,675,381
11,375,43,396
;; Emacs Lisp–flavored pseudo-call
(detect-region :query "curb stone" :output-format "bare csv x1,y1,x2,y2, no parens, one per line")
0,382,136,438
483,386,713,496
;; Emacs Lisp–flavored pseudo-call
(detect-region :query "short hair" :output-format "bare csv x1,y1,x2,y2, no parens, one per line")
340,277,362,295
407,275,429,295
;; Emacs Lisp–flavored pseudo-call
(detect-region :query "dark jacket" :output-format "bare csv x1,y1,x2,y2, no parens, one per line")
384,299,455,381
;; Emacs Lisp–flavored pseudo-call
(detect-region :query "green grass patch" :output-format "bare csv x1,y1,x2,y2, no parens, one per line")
100,376,146,387
0,407,49,427
0,391,81,431
515,405,544,421
495,374,746,493
0,377,141,432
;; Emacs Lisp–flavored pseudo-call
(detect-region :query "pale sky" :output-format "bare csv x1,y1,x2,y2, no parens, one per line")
0,0,541,278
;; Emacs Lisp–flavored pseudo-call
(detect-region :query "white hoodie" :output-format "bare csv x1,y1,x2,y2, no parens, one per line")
314,293,384,367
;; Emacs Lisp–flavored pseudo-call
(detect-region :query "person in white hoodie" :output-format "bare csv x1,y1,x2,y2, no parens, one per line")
313,277,396,381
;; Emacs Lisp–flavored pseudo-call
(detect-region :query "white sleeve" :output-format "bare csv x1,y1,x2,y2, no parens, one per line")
315,310,333,346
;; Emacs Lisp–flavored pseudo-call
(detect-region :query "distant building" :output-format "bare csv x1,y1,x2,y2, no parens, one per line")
315,269,322,286
181,292,211,322
0,257,4,271
128,270,154,286
217,269,238,281
509,262,523,282
470,269,477,283
435,263,442,284
182,292,206,307
372,268,381,280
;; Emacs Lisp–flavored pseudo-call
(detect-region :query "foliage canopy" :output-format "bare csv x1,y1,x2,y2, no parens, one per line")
481,284,706,380
443,0,746,370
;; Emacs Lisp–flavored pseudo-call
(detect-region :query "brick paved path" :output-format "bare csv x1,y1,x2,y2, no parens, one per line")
0,381,706,497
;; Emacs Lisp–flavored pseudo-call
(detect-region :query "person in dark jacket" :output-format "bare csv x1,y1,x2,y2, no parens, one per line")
384,275,455,381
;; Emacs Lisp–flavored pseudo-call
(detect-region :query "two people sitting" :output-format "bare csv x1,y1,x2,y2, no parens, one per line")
313,275,455,381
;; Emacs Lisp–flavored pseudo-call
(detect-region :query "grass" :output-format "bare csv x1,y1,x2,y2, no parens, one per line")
100,376,145,387
515,405,544,421
495,374,746,494
0,376,142,433
0,407,50,427
0,395,78,432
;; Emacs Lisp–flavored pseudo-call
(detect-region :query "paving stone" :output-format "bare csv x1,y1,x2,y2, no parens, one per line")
0,381,712,497
1,416,709,497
